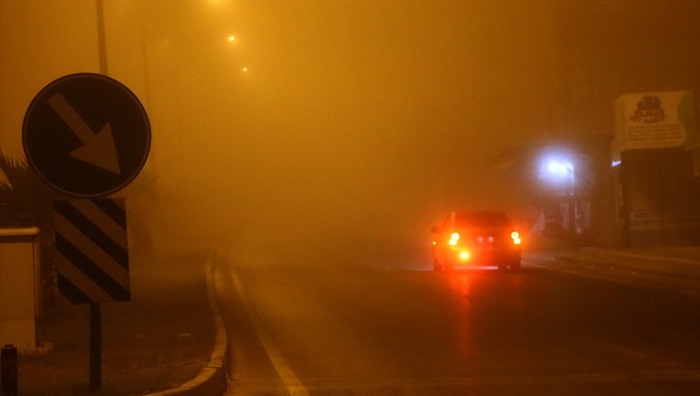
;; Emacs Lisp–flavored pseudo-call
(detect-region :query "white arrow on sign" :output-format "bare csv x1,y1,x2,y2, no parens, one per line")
47,92,122,175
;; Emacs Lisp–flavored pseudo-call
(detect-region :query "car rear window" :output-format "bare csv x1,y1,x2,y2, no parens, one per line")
455,211,511,228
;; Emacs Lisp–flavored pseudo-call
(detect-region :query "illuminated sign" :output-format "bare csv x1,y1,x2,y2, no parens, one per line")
614,90,697,151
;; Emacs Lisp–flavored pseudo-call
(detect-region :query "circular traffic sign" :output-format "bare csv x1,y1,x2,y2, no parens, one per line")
22,73,151,198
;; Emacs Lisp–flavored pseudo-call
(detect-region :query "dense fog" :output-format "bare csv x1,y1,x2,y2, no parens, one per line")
2,1,698,252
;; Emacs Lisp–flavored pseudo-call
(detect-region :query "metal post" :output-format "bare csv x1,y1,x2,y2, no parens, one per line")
567,165,577,241
569,194,576,241
657,150,667,245
90,303,102,391
96,0,108,75
92,4,106,387
620,158,630,247
1,345,18,395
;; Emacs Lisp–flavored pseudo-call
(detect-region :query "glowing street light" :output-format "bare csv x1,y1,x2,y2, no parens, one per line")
539,155,575,191
539,154,578,236
546,160,575,191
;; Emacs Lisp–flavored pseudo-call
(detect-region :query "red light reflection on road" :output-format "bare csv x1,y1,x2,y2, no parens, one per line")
446,272,478,359
449,272,473,299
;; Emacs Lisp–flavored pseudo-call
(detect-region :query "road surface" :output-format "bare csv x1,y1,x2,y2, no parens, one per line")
212,236,700,395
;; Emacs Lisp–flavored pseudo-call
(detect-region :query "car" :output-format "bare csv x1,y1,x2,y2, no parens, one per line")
430,210,522,271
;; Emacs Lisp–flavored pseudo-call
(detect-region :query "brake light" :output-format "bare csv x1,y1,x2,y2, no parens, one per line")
459,251,470,260
449,232,460,246
510,230,521,245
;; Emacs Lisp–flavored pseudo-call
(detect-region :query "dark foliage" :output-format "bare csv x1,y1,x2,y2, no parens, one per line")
0,150,58,227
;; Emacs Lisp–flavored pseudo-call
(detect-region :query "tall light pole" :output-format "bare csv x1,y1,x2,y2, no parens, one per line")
545,160,577,238
96,0,108,75
567,163,577,236
90,1,108,391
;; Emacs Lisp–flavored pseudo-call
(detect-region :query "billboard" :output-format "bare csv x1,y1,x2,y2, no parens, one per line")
614,90,697,152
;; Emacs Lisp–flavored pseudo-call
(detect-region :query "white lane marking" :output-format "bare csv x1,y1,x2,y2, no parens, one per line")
227,260,309,396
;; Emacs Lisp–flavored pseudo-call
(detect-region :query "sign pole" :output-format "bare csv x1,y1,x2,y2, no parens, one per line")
90,303,102,391
92,0,106,390
96,0,108,75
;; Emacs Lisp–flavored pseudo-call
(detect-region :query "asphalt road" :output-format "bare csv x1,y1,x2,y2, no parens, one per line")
212,237,700,395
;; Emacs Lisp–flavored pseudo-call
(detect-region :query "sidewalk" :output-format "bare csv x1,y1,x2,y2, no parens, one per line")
527,238,700,297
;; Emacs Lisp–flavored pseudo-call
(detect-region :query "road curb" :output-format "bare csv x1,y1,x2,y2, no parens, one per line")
586,249,700,266
553,253,700,282
145,252,229,396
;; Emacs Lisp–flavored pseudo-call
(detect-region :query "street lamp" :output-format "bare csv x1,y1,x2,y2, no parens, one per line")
540,156,578,237
546,160,575,193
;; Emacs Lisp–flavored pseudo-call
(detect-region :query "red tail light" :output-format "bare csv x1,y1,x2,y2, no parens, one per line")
510,230,521,245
